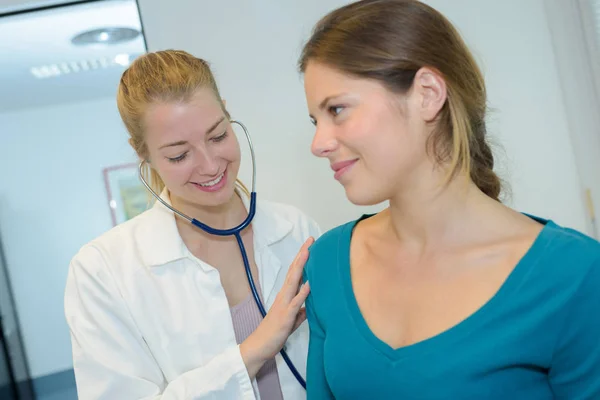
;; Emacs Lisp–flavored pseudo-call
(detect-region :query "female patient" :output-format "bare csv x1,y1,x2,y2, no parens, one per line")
300,0,600,398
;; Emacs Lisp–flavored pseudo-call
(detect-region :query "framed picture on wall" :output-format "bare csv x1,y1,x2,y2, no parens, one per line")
103,163,153,226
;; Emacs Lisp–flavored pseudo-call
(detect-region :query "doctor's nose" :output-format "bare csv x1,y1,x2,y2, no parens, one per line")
311,125,338,158
195,148,220,176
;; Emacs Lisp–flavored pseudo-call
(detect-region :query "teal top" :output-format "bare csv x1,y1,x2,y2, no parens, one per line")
303,215,600,399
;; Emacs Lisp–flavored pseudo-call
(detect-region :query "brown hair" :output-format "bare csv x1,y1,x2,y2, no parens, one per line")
299,0,501,200
116,50,231,195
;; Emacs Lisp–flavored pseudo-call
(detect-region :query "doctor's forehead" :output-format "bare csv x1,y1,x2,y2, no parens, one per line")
145,92,223,128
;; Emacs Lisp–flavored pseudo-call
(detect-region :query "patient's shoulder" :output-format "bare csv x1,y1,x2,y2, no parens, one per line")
304,217,361,284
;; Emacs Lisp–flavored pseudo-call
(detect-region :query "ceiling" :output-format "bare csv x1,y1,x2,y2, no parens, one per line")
0,0,81,14
0,0,146,112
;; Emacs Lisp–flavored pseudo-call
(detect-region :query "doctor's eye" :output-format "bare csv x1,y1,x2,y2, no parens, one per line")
167,152,188,163
211,131,228,143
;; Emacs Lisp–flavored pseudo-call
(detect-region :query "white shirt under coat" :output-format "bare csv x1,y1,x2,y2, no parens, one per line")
64,190,321,399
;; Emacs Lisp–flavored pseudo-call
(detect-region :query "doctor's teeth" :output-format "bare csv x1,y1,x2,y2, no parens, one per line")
200,173,224,187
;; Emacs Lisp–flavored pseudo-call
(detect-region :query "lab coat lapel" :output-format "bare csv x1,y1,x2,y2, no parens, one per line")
257,245,283,306
239,191,292,305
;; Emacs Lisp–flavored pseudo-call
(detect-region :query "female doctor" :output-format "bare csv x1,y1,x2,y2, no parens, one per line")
64,50,320,399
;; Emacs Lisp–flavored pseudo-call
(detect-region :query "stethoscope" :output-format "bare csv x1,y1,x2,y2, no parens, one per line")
138,120,306,389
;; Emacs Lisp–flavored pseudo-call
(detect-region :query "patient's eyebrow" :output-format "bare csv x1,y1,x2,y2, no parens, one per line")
319,93,347,110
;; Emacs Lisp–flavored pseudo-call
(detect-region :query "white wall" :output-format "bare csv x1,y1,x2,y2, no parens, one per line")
138,0,591,233
0,98,136,377
544,0,600,240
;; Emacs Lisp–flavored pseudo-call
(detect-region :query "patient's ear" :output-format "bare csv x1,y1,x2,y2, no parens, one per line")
413,67,447,122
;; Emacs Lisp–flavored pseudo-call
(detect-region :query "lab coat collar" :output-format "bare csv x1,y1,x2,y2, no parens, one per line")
138,188,293,268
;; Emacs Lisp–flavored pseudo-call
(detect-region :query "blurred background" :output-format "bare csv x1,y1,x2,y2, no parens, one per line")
0,0,599,398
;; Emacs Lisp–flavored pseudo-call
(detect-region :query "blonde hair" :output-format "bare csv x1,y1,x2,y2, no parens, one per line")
299,0,501,200
117,50,248,197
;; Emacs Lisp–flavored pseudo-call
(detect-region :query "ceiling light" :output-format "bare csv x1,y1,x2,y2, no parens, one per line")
114,53,131,66
71,27,140,46
30,54,134,79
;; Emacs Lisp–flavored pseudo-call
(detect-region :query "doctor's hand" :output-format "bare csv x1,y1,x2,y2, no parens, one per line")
240,237,314,379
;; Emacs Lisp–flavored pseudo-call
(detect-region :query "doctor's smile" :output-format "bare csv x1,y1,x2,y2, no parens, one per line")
191,167,228,192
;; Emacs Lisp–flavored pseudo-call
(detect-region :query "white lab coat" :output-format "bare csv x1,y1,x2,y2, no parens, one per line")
64,190,321,400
